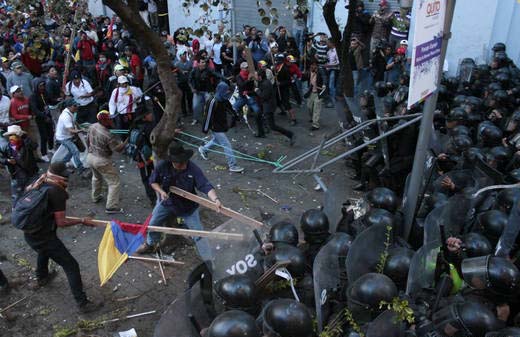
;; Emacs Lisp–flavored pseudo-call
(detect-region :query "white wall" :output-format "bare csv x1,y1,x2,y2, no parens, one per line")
168,0,230,34
87,0,113,17
444,0,498,75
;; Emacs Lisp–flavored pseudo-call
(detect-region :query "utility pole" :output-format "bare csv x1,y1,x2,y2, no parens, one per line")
402,0,457,240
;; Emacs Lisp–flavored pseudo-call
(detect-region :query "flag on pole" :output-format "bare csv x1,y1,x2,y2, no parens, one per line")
106,17,115,40
97,218,149,286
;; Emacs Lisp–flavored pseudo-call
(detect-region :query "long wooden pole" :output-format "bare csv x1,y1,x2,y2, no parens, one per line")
169,186,264,228
67,217,245,240
128,255,184,265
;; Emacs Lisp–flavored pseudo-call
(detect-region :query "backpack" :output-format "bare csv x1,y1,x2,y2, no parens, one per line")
202,95,217,134
126,128,152,162
12,185,52,234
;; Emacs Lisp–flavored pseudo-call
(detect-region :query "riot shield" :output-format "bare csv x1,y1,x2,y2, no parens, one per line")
366,310,406,337
457,58,476,84
373,95,391,170
424,192,474,245
346,224,391,284
406,241,441,297
154,280,212,337
313,232,353,333
323,175,349,233
431,169,478,195
205,219,267,283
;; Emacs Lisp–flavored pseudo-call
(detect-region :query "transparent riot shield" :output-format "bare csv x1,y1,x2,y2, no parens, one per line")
313,232,353,333
154,281,211,337
406,241,441,297
323,175,349,233
424,192,475,245
373,95,391,170
346,224,391,284
205,219,267,283
366,310,406,337
457,58,476,84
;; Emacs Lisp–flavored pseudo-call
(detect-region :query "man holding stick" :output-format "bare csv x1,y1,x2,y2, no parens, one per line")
136,143,222,262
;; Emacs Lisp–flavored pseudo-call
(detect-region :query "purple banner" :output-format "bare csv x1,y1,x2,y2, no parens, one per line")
414,36,442,67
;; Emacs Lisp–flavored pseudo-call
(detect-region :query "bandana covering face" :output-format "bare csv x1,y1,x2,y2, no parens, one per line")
114,86,134,114
8,135,22,150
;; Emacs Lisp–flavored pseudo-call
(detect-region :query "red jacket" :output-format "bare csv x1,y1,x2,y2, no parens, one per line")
9,97,31,129
129,54,144,81
21,52,42,76
287,63,302,80
77,38,96,61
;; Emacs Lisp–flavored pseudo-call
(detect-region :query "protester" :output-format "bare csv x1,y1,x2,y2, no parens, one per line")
54,99,87,174
29,79,54,162
6,61,33,97
0,124,39,204
22,161,101,313
86,110,127,214
199,82,244,173
108,75,143,131
305,62,325,131
136,143,222,260
64,72,96,124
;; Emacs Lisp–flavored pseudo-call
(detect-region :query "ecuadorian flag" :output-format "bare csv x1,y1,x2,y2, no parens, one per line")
97,219,149,286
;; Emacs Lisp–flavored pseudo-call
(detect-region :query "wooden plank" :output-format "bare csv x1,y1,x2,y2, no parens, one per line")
67,217,245,240
169,187,264,228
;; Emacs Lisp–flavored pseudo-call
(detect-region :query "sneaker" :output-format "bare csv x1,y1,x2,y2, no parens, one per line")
229,166,244,173
40,155,50,163
78,300,103,314
105,208,124,214
310,126,320,131
190,119,198,126
198,146,208,160
135,242,157,255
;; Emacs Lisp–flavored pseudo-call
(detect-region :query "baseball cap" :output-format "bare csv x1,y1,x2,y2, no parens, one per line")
9,85,21,94
240,62,248,69
114,64,125,72
400,39,409,45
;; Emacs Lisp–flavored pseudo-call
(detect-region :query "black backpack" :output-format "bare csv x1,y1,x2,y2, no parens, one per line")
12,185,52,234
202,95,217,134
126,128,152,162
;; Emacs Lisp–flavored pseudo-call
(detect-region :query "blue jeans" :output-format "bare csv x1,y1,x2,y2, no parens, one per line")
292,28,304,55
146,203,213,262
193,91,211,122
328,69,338,100
233,95,260,114
201,131,237,168
59,138,84,169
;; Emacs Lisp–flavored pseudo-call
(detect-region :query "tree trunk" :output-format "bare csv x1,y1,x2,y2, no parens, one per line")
322,0,356,98
103,0,181,158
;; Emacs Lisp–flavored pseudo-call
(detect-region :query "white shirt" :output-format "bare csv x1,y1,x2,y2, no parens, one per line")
201,36,213,52
108,86,143,116
212,42,223,65
56,108,75,141
0,95,10,125
64,79,94,106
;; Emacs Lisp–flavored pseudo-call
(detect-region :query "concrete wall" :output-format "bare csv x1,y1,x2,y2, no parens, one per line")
489,0,520,67
87,0,113,17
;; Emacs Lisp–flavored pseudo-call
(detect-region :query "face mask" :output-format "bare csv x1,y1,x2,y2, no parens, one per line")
9,136,22,149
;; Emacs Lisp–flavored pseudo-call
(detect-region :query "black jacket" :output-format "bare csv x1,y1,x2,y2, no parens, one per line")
0,136,38,179
256,78,276,112
189,67,221,92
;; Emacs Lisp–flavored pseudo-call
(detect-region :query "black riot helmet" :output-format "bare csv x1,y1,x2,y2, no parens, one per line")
374,81,388,97
262,299,313,337
495,188,520,213
452,134,473,153
208,310,261,337
490,146,512,171
269,220,299,246
453,94,467,106
447,107,467,122
486,327,520,337
495,72,511,89
461,255,520,296
492,42,506,53
464,147,486,163
445,77,460,92
300,209,330,244
486,82,503,94
507,168,520,183
264,243,306,277
451,125,471,137
478,122,503,147
347,273,398,316
478,210,507,244
365,208,395,228
366,187,399,213
215,274,258,313
463,232,493,258
383,247,414,290
433,301,504,337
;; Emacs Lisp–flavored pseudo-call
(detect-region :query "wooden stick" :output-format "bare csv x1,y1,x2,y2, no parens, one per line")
67,217,245,240
128,255,184,265
0,295,29,314
156,250,168,286
169,187,264,228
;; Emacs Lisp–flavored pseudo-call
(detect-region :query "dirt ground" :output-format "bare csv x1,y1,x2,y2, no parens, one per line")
0,105,360,337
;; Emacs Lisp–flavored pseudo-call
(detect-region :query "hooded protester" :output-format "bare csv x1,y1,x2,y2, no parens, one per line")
108,75,143,132
29,78,54,162
198,82,244,173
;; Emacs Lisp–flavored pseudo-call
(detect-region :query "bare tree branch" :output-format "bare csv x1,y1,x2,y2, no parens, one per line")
323,0,341,48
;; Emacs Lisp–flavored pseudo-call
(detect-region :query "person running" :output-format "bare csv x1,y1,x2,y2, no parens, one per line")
198,82,244,173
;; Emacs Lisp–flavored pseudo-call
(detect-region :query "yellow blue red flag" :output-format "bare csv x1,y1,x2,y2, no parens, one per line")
97,219,149,286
